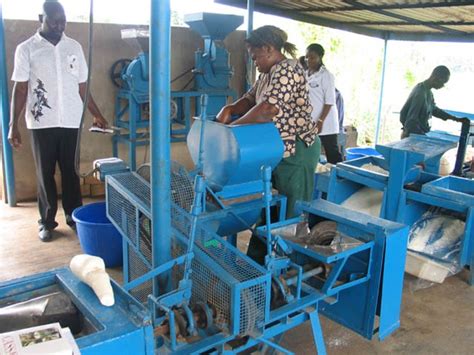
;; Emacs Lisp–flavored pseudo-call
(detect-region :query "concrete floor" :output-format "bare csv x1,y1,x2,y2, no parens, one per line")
1,199,473,354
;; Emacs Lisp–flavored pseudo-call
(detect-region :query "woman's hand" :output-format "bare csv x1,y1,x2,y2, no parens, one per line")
216,105,233,124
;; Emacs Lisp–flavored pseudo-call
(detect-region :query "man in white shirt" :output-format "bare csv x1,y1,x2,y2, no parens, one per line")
305,43,343,164
8,1,108,242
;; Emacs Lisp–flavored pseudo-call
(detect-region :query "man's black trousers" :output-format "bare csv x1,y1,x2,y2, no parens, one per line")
30,128,82,229
320,134,343,164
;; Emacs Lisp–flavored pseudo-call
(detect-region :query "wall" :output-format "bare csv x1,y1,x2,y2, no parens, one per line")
1,20,246,201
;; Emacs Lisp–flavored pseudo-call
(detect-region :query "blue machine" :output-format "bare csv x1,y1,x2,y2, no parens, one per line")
397,175,474,284
258,198,409,342
103,105,410,353
185,13,243,116
111,13,242,170
0,268,154,354
186,117,287,237
327,134,457,220
324,134,474,284
105,169,409,352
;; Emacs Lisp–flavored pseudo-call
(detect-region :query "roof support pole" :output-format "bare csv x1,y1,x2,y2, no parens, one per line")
246,0,255,90
0,4,16,206
375,38,388,144
150,0,171,295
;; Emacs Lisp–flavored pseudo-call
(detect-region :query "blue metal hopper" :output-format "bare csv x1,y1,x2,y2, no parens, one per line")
187,119,284,199
184,12,244,40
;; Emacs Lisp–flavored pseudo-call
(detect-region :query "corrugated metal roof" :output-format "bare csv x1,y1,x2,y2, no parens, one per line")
216,0,474,42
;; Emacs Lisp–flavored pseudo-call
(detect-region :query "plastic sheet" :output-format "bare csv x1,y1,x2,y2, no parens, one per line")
406,209,465,284
0,292,82,334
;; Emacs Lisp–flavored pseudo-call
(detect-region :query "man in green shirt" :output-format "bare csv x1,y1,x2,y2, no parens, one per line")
400,65,465,138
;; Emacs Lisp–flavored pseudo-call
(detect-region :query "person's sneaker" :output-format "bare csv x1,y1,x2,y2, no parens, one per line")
38,227,53,242
65,215,76,230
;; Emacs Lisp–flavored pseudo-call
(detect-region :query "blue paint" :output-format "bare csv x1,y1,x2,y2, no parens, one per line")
401,175,474,278
328,134,457,220
0,4,16,206
422,176,474,206
150,0,171,295
445,109,474,121
345,146,383,161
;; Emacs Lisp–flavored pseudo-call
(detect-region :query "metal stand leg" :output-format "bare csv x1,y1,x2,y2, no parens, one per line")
261,334,285,355
309,310,327,355
259,337,293,355
129,99,138,171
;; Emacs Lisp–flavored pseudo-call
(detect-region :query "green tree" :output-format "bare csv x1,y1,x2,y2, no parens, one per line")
295,22,383,145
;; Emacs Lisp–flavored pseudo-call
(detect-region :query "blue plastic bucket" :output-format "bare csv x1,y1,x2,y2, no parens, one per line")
72,202,123,268
345,147,382,161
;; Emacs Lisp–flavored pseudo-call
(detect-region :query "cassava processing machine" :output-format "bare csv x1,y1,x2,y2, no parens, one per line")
327,134,457,220
111,12,242,170
323,134,474,284
102,89,410,353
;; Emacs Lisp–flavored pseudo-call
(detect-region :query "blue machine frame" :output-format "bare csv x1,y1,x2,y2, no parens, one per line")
397,175,474,284
327,135,457,220
105,166,409,353
325,134,474,284
112,88,237,171
258,199,409,342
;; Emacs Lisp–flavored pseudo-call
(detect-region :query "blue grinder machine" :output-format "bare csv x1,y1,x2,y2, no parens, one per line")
111,13,242,170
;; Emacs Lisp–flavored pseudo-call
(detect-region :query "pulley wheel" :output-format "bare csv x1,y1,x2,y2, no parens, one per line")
110,58,132,88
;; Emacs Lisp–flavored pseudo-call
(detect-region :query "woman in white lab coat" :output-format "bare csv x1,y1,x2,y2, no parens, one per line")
305,43,343,164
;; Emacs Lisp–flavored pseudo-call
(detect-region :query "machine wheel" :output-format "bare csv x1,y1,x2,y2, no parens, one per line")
110,58,132,88
308,221,338,246
170,99,178,120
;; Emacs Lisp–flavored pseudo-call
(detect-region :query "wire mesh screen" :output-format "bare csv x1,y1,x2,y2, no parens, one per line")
128,245,152,304
136,161,194,212
240,283,267,335
106,171,269,336
107,178,137,246
172,217,269,335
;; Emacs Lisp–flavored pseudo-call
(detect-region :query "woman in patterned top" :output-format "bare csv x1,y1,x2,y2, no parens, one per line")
217,25,321,264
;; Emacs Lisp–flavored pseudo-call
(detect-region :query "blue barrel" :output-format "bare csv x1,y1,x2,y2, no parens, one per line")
345,147,382,161
72,202,123,268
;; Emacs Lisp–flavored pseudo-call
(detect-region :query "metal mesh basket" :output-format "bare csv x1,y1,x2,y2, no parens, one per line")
106,170,270,336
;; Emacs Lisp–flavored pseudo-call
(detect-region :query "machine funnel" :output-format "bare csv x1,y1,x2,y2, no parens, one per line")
184,12,243,40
